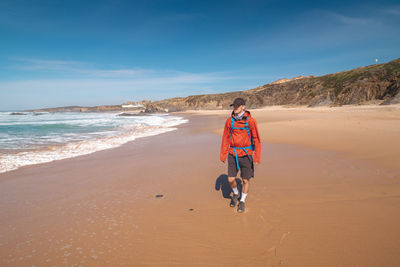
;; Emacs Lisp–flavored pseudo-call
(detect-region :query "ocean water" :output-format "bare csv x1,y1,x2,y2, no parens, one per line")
0,111,188,173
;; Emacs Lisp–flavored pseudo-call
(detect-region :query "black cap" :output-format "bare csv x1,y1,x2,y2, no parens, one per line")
230,98,246,107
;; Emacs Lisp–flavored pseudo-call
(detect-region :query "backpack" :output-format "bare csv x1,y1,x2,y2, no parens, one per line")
229,116,254,170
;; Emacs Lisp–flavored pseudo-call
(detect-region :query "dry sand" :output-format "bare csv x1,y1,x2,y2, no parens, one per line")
1,104,400,266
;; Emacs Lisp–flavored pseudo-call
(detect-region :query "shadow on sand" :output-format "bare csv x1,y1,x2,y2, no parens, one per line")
215,174,242,199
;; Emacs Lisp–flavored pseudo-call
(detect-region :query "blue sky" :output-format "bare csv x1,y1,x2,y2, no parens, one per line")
1,0,399,110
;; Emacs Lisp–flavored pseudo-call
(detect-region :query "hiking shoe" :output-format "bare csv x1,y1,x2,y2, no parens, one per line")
237,201,245,213
230,194,240,207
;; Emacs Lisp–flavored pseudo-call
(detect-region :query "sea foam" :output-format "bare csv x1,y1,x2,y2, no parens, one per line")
0,112,187,173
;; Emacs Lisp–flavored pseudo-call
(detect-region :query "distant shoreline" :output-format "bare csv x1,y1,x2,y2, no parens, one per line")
17,101,400,115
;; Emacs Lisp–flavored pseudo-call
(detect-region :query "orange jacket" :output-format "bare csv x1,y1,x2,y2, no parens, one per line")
220,110,261,163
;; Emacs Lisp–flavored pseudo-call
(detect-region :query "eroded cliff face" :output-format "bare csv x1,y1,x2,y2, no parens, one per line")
28,58,400,113
152,58,400,110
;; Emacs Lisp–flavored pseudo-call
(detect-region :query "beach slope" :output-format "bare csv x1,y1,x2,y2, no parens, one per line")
1,105,400,266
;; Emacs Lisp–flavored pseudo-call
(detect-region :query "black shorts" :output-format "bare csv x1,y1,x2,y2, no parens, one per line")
228,153,254,180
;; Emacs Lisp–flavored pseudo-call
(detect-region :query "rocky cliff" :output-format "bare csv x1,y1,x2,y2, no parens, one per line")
152,58,400,110
28,58,400,113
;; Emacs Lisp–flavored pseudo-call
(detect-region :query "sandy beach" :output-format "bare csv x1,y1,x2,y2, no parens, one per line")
1,104,400,266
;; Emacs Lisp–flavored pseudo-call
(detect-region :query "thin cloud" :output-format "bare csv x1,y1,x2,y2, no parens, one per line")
380,6,400,16
1,57,251,98
327,12,378,26
8,57,251,82
12,57,154,77
14,57,82,70
0,74,244,91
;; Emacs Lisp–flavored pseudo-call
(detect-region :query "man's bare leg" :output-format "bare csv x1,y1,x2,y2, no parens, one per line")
228,176,240,207
241,178,249,194
228,177,237,189
238,178,249,212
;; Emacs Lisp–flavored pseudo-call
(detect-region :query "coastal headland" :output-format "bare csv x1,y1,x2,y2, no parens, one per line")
1,104,400,266
27,57,400,114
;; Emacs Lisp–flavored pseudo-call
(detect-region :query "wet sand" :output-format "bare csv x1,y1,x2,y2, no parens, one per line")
1,105,400,266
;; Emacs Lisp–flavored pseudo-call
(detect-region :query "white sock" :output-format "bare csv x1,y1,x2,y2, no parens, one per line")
232,187,239,195
240,193,248,202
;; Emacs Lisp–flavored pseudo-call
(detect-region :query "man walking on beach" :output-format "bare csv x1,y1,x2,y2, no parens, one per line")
220,98,261,213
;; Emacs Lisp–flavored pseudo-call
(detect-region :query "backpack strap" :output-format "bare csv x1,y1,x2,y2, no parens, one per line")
229,116,254,171
230,117,235,138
